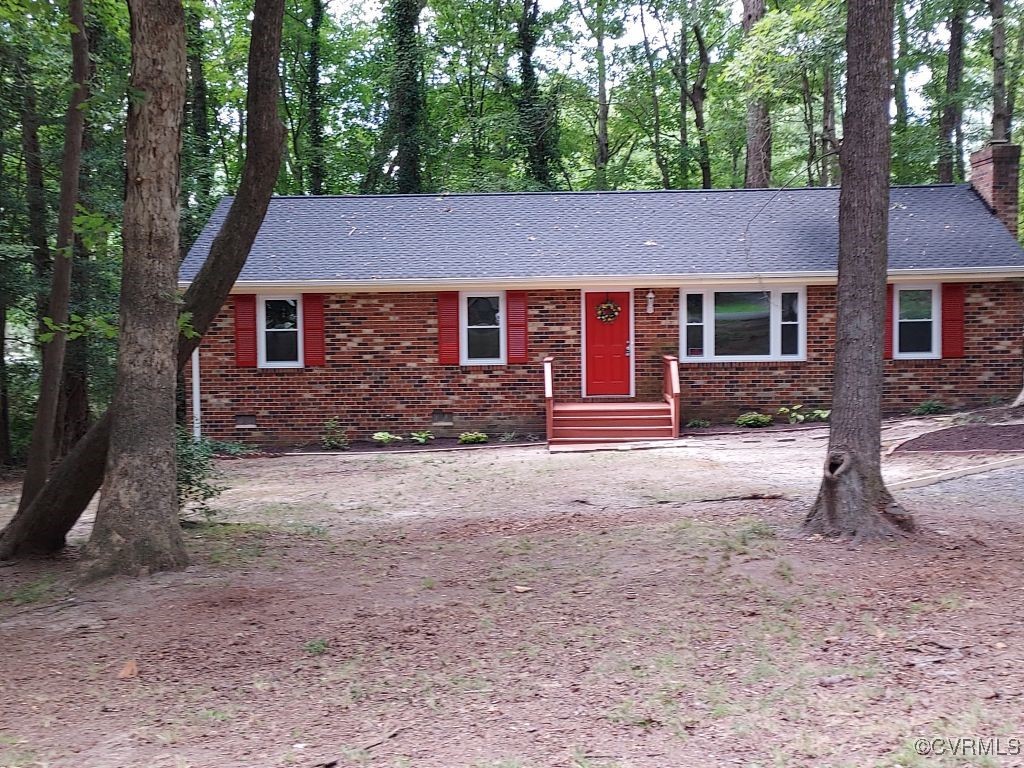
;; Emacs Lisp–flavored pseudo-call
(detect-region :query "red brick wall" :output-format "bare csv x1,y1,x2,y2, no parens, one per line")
187,282,1023,445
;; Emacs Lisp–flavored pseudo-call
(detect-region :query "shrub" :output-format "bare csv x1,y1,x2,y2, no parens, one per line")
777,405,830,424
371,431,403,446
735,412,774,428
458,431,489,444
321,418,349,450
176,428,224,518
777,404,806,424
409,430,435,445
686,418,711,429
206,439,254,456
498,431,521,442
911,399,946,416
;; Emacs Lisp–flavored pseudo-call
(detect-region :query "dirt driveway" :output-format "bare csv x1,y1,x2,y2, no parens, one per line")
2,421,1023,768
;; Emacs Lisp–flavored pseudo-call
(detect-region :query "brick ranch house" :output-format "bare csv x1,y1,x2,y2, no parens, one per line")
181,143,1024,447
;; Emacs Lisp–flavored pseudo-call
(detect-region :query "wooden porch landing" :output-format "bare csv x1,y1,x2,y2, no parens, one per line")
543,356,681,449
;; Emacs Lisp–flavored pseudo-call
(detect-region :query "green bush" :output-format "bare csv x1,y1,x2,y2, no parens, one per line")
206,439,254,456
372,431,403,446
176,428,224,517
735,412,774,428
911,399,946,416
777,404,806,424
409,430,434,444
686,418,711,429
777,405,831,424
321,418,349,450
458,431,489,444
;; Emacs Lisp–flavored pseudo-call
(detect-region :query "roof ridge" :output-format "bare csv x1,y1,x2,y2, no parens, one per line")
216,183,963,203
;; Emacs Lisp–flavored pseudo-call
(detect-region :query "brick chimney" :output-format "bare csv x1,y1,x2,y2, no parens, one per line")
969,141,1021,238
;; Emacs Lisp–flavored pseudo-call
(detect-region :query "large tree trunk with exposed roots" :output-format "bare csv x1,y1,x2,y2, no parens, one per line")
81,0,190,577
0,0,286,562
803,0,915,541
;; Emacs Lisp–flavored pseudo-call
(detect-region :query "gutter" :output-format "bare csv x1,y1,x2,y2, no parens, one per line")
177,267,1024,293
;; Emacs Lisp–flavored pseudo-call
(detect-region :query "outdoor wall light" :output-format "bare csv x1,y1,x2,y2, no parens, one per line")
646,289,656,314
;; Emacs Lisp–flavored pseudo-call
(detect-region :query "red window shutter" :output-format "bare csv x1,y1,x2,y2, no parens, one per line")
506,291,529,364
438,292,460,365
302,294,326,366
883,284,894,360
233,294,257,368
941,283,966,358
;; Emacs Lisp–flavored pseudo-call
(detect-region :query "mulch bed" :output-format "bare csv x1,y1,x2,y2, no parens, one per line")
290,437,542,454
897,423,1024,452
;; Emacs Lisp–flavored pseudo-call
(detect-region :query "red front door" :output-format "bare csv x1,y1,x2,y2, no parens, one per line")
584,291,631,396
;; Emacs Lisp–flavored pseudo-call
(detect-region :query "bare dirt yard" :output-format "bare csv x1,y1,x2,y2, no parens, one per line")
2,415,1024,768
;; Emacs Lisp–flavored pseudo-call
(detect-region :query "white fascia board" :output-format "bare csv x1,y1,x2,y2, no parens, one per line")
176,266,1024,294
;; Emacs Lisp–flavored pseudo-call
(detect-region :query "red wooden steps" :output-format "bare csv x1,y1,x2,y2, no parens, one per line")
549,401,676,446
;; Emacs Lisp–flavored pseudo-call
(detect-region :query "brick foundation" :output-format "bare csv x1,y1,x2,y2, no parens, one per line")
186,282,1023,446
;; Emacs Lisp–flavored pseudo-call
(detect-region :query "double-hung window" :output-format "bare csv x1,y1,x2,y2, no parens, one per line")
257,296,303,368
680,287,805,361
894,285,940,359
460,291,505,365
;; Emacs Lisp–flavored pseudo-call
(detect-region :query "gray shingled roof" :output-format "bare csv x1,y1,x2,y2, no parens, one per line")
179,184,1024,284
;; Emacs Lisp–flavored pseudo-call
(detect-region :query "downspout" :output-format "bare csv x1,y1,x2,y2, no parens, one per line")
191,347,202,439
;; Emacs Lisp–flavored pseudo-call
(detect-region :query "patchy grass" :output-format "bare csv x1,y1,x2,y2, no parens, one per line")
0,575,60,606
302,638,329,656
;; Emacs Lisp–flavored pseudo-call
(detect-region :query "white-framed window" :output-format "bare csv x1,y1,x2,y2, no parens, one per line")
257,295,303,368
460,291,506,365
680,286,806,362
893,284,941,359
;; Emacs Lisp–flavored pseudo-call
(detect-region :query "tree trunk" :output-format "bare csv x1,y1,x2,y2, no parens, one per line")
742,0,771,188
675,16,689,187
1007,16,1023,140
17,0,89,514
17,65,51,333
894,0,909,132
687,23,712,189
55,243,91,457
0,301,11,466
804,0,914,540
186,8,213,199
938,1,966,183
82,0,190,577
800,68,816,186
594,26,610,189
360,117,398,193
0,0,286,562
56,26,99,458
387,0,426,193
992,0,1009,141
516,0,557,189
639,0,670,189
821,67,838,186
307,0,326,194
